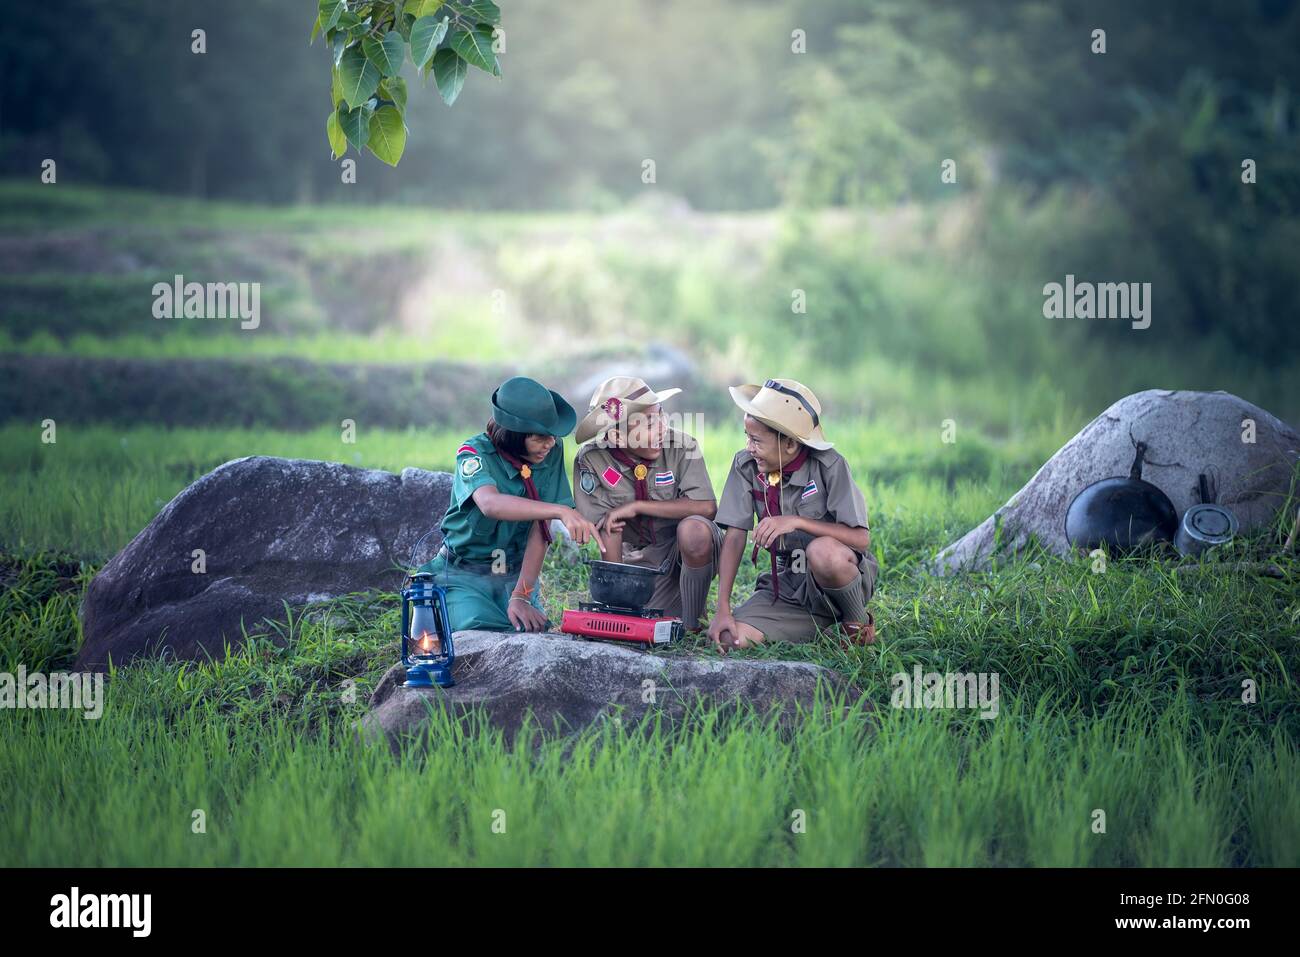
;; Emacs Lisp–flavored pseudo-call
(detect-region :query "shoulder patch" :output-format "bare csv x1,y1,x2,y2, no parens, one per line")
459,455,483,478
457,444,478,456
579,469,597,494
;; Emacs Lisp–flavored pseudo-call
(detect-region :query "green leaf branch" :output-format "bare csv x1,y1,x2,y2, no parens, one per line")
311,0,503,166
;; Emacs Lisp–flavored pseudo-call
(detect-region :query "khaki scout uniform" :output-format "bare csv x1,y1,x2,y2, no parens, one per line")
573,429,722,615
715,446,877,642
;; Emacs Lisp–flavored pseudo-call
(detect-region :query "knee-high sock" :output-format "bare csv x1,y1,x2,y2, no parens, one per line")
823,577,867,624
679,560,714,630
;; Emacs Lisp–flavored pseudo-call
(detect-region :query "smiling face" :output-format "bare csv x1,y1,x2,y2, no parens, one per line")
743,414,801,473
607,403,667,461
523,432,557,464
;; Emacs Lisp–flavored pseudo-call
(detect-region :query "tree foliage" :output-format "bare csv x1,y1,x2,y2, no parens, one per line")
782,0,1300,363
311,0,502,166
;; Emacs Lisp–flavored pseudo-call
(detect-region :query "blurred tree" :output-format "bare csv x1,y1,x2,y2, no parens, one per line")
0,0,800,209
780,0,1300,364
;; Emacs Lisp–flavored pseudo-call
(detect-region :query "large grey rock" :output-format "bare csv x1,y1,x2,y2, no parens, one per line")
935,390,1300,573
360,630,862,748
76,456,451,670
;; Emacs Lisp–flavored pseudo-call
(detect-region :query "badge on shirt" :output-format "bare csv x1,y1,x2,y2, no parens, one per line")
801,479,819,500
580,469,597,494
459,455,482,478
655,469,675,486
602,466,622,487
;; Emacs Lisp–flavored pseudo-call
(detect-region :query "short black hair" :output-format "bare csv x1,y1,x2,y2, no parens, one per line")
486,418,531,458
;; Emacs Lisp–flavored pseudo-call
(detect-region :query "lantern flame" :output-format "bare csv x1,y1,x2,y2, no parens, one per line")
418,631,440,655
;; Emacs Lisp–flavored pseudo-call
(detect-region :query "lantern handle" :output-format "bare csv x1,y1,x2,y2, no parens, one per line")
407,527,440,570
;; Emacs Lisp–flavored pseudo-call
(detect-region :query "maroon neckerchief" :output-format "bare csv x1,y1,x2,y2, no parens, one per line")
607,447,656,544
491,438,553,545
749,445,811,600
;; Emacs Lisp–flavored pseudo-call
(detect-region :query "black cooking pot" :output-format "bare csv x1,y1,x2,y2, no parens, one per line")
584,556,672,610
1064,442,1178,553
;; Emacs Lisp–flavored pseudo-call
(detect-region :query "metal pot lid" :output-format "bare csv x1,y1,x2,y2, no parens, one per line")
1183,504,1237,542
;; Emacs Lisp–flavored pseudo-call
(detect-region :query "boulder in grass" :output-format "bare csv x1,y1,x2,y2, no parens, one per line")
934,390,1300,574
360,630,863,748
75,456,451,671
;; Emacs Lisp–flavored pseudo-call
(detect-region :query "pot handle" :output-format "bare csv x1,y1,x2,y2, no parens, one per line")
1129,442,1147,480
582,554,674,575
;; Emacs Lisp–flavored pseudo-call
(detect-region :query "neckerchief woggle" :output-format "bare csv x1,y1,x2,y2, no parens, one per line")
607,446,657,544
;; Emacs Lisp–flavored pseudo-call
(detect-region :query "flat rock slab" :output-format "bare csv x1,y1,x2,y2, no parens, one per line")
360,630,863,748
76,456,451,670
934,390,1300,573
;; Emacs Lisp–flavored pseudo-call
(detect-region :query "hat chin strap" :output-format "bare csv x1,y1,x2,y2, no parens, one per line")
775,432,799,469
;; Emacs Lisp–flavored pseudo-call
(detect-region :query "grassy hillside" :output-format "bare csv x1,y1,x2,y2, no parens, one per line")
8,183,1299,433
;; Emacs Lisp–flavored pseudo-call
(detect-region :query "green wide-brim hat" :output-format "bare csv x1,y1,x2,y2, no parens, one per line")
490,376,577,436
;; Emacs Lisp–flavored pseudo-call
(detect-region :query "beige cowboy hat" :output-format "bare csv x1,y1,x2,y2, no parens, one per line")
728,377,833,450
575,375,683,444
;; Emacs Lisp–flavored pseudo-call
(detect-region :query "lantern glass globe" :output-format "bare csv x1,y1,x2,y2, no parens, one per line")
410,604,442,657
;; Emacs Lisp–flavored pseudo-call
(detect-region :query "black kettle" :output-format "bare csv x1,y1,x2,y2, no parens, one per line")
1064,442,1178,553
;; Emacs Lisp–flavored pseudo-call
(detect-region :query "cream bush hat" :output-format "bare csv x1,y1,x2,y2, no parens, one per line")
575,375,683,444
728,377,832,450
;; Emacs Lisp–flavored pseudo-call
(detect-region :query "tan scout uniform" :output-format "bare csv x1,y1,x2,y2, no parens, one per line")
715,446,877,642
574,429,722,615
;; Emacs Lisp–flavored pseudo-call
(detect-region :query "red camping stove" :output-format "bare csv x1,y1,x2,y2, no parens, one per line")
560,601,682,646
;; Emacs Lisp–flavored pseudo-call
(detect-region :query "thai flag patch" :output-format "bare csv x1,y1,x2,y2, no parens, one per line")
655,470,675,486
602,466,623,487
801,480,819,500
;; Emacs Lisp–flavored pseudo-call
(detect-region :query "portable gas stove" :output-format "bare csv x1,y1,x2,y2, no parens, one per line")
560,601,682,646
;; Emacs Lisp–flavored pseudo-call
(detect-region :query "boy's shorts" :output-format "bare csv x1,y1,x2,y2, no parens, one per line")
733,549,878,643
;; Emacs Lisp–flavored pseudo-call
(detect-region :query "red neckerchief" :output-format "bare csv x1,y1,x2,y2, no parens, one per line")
749,445,811,600
607,447,656,543
491,439,553,545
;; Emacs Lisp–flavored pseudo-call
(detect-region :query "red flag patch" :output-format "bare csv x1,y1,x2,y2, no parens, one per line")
602,466,622,487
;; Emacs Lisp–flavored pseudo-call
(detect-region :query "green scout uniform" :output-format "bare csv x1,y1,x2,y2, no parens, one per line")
573,429,722,615
417,431,575,631
715,446,877,642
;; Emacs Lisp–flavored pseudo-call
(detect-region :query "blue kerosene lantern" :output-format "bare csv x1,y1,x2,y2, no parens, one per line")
401,572,455,688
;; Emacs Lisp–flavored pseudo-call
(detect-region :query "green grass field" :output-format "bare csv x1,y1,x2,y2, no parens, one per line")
3,418,1297,866
2,184,1298,866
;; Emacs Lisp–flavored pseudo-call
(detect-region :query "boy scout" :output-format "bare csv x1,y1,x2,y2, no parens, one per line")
573,376,721,631
708,378,877,650
419,376,604,633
